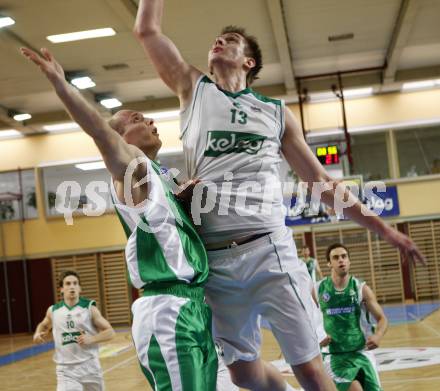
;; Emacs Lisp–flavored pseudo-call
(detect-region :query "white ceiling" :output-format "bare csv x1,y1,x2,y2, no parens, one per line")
0,0,439,133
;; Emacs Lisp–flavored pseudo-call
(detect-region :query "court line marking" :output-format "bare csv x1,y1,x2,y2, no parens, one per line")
422,322,440,338
382,375,440,384
103,354,137,374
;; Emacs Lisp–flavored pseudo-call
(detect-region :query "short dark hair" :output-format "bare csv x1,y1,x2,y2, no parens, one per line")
326,243,350,262
220,25,263,86
59,270,80,288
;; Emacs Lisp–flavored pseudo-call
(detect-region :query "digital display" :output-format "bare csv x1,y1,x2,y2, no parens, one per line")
316,145,340,165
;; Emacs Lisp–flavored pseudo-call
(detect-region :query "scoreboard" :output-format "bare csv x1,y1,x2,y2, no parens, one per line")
316,145,340,165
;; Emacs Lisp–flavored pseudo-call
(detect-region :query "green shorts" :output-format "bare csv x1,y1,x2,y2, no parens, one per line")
132,285,218,391
322,350,382,391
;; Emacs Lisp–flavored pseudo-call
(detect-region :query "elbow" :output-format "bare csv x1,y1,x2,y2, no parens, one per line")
133,23,159,40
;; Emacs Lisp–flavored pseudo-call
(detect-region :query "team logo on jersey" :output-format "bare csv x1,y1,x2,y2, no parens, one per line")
250,106,262,113
204,131,266,157
322,292,331,302
61,331,81,345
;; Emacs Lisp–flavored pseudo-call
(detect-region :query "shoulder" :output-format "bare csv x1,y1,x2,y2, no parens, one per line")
78,297,96,309
249,89,283,107
316,276,329,291
51,300,64,313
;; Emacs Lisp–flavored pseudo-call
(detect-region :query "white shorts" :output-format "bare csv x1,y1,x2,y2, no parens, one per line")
56,358,104,391
205,227,320,366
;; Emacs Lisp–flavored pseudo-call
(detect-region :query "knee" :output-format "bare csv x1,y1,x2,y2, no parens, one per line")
292,357,331,388
229,368,259,388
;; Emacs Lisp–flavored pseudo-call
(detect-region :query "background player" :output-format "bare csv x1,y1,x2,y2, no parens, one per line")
317,244,388,391
300,245,323,283
134,1,423,390
33,270,114,391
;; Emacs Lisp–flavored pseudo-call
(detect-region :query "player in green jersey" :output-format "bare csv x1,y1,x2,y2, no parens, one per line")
317,244,388,391
21,47,220,391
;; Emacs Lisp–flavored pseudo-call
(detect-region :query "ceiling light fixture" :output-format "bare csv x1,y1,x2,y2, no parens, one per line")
13,113,32,122
43,122,80,132
70,76,96,90
75,161,106,171
100,98,122,109
343,87,373,98
47,27,116,43
0,129,22,138
0,16,15,28
402,80,437,91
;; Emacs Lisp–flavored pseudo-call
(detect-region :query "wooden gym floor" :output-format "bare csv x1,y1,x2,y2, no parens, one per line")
1,302,439,391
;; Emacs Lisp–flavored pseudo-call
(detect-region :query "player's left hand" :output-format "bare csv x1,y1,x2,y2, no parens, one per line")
366,335,381,350
382,227,426,266
77,331,95,346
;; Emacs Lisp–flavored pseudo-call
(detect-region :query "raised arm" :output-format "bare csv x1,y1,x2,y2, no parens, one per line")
33,307,52,344
281,107,425,265
362,284,388,350
21,48,141,182
77,306,115,346
134,0,201,106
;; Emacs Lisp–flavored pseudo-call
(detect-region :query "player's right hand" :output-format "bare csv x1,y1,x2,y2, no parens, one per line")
33,331,48,344
20,47,65,85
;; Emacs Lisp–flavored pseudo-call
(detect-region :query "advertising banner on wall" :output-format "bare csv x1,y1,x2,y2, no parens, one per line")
285,185,400,226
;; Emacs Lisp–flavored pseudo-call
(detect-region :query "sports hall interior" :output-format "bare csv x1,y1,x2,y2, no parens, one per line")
0,0,439,390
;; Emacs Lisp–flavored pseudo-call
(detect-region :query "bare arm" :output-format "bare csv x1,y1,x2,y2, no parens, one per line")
134,0,201,106
77,306,115,346
362,284,388,349
21,48,143,182
281,107,425,265
33,307,52,344
315,260,323,280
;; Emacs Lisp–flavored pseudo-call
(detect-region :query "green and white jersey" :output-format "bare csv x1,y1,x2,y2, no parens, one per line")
180,75,286,244
110,156,209,289
301,257,318,282
317,276,375,354
51,297,99,365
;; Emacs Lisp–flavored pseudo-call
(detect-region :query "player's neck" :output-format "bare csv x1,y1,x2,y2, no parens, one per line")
331,272,350,290
213,68,247,93
64,296,79,307
141,147,158,161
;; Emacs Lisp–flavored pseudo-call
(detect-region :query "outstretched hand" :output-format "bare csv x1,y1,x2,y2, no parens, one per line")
20,47,65,84
383,227,426,266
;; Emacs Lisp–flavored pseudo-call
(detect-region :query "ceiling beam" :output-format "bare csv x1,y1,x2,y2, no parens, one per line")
266,0,296,93
383,0,420,83
104,0,137,28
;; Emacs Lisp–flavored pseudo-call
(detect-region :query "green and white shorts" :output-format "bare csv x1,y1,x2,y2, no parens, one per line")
56,358,104,391
322,350,382,391
131,285,218,391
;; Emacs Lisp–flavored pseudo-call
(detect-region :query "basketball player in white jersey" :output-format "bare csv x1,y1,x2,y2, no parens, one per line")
33,271,114,391
134,2,425,390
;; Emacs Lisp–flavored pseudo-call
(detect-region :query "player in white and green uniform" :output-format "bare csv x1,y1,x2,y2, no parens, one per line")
111,154,218,391
317,244,388,391
23,47,219,391
34,271,115,391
